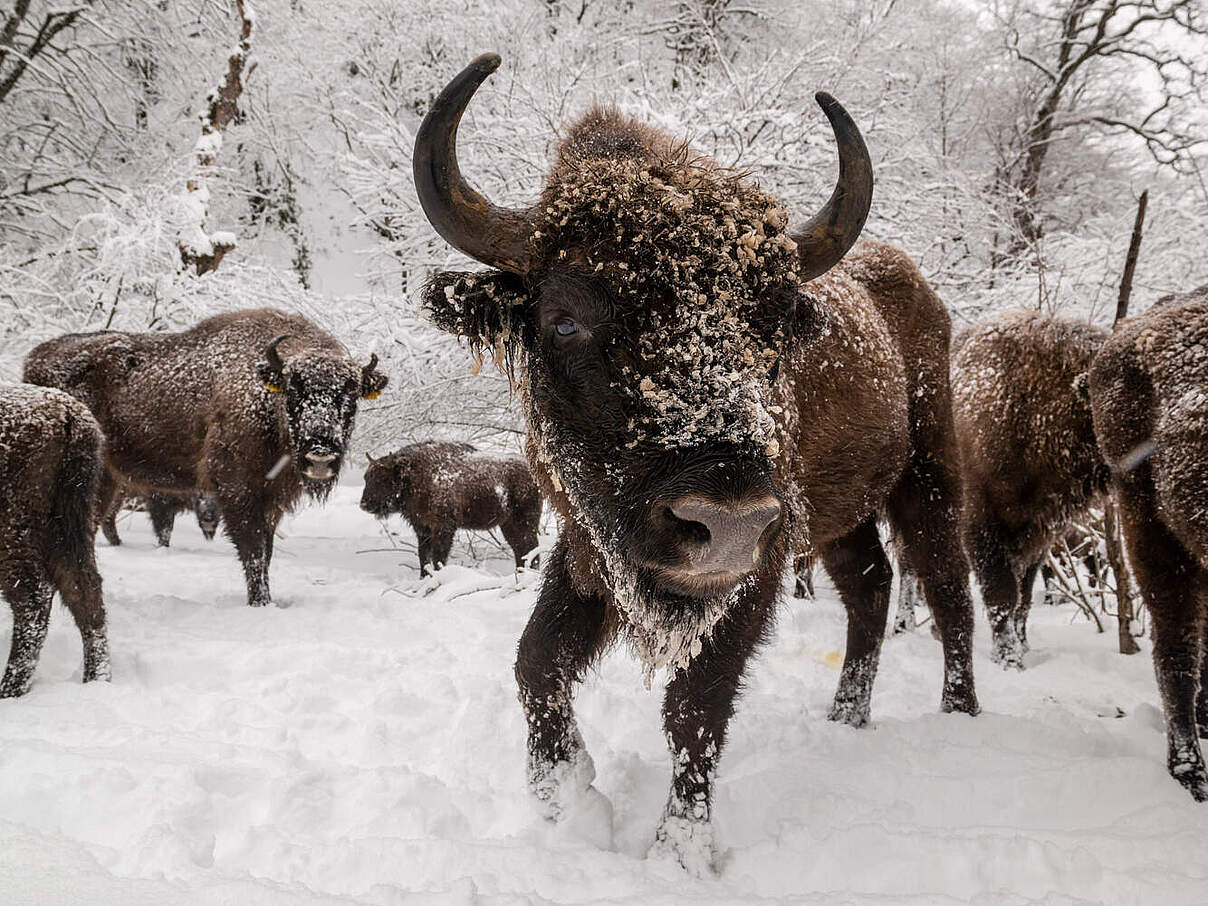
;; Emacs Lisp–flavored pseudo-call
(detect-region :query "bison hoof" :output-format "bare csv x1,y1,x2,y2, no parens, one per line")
827,698,870,728
0,679,30,699
528,744,598,823
1169,746,1208,801
940,687,980,716
649,815,718,878
990,635,1025,670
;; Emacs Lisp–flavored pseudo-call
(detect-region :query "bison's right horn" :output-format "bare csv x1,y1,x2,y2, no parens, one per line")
265,334,292,372
793,92,874,283
413,53,533,274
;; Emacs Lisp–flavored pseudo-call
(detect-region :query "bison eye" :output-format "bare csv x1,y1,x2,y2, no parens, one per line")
554,318,578,337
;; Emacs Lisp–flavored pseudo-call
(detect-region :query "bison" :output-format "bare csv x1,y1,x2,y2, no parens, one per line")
413,54,978,870
0,385,110,697
360,440,542,575
23,309,386,608
947,312,1110,666
100,491,222,547
1090,289,1208,801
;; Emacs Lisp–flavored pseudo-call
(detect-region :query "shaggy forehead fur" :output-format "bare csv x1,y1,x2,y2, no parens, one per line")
427,107,799,451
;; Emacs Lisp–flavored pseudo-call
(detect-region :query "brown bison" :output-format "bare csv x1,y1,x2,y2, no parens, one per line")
23,309,387,608
100,491,222,547
0,385,110,697
948,312,1110,667
360,440,542,575
413,54,978,870
1090,290,1208,801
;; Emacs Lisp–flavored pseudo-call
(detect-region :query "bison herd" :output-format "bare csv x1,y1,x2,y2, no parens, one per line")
2,51,1208,873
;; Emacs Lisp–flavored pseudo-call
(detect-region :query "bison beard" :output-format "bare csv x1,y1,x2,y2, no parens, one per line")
415,53,978,873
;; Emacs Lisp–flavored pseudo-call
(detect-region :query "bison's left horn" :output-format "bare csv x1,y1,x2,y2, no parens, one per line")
364,352,379,373
793,92,874,283
413,53,533,274
265,334,292,372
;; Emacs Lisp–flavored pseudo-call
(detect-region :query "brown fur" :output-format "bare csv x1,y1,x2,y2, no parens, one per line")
0,385,110,696
360,441,542,575
951,312,1109,665
424,106,978,865
1090,295,1208,801
23,309,385,607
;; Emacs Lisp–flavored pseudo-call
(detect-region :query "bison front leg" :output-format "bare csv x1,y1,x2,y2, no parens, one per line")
821,515,893,727
0,570,53,698
515,540,611,823
222,496,274,607
652,585,773,877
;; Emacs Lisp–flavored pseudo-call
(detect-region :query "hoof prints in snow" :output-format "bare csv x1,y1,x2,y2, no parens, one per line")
0,479,1203,905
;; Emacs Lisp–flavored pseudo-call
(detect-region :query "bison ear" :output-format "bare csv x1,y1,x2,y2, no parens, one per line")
257,361,284,393
423,270,531,352
360,353,388,400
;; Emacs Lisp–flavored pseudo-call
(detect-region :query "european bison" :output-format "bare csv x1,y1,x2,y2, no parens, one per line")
23,309,387,608
360,440,542,575
413,54,978,871
1090,290,1208,800
100,491,222,547
949,312,1110,666
0,385,110,697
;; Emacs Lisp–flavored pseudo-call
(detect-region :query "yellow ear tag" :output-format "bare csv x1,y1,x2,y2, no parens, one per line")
264,383,282,393
362,390,380,401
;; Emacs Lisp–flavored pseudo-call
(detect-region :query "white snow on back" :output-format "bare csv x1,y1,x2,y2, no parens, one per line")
0,475,1204,904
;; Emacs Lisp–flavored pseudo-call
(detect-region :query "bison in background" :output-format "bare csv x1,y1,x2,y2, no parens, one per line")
0,385,110,697
1090,292,1208,801
413,53,978,872
23,309,387,608
360,441,542,575
100,491,223,547
946,312,1110,667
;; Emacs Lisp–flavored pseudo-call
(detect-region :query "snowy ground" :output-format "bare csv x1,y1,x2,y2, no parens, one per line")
2,474,1206,905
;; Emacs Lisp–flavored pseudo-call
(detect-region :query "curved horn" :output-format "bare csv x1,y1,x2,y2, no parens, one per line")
365,452,379,464
364,352,379,373
413,53,533,274
265,333,292,372
793,92,874,283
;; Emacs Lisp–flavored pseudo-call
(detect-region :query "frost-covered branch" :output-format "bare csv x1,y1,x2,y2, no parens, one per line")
176,0,255,276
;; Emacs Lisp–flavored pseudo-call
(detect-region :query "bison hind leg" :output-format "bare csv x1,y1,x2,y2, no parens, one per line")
500,517,539,569
887,454,980,714
51,557,109,684
820,515,892,727
1,572,54,698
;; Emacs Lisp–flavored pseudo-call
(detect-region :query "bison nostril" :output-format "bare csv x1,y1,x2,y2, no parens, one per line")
663,506,711,546
666,496,781,574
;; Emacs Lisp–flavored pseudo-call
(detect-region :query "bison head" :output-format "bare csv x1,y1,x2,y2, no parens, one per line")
258,336,388,496
415,54,871,671
194,494,221,541
360,451,407,517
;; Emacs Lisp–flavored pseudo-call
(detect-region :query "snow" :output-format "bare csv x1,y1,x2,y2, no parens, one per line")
2,473,1206,905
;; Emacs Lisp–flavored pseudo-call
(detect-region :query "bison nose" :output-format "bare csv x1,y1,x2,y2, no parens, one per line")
666,495,781,575
305,451,337,464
